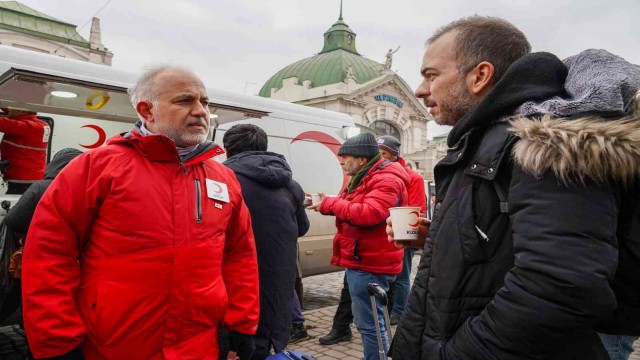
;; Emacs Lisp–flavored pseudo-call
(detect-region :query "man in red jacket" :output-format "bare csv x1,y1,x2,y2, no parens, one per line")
309,132,408,360
376,135,426,325
0,108,49,194
22,67,259,360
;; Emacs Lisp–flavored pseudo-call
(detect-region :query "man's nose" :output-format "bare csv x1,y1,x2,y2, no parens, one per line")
192,102,209,118
415,80,430,98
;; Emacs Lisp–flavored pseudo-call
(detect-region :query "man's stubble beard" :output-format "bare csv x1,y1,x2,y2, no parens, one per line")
432,79,477,127
154,118,209,147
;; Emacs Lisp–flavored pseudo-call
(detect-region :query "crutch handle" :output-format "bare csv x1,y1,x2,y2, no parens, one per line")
367,282,388,306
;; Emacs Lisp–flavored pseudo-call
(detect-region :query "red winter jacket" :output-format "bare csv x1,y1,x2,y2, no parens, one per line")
0,114,49,182
320,158,409,275
22,131,259,360
397,157,427,215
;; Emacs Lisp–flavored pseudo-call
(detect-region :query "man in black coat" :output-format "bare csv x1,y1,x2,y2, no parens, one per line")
220,124,310,360
387,15,640,360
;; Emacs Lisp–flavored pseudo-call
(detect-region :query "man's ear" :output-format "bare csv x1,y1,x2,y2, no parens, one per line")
136,101,154,122
467,61,495,96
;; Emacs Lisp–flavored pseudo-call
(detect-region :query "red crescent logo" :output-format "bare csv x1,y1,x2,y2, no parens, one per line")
409,210,420,227
80,124,107,149
291,131,349,190
212,183,222,193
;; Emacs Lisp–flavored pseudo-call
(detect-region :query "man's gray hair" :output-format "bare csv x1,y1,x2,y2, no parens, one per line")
128,66,194,116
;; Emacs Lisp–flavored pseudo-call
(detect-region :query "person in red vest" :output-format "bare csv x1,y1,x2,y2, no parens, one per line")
0,108,49,194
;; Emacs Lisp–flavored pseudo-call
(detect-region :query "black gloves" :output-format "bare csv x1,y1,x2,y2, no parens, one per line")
42,347,84,360
228,331,255,360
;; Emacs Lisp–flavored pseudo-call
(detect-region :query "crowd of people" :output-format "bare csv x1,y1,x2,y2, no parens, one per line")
0,13,638,360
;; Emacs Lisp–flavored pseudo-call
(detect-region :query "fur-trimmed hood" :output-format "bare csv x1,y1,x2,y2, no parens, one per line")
510,49,640,185
511,112,640,185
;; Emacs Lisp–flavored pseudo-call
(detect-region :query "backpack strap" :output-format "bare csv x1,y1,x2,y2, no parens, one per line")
493,181,509,213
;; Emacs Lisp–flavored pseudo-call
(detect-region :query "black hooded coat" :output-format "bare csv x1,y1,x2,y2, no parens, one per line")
223,151,309,358
392,51,640,360
5,148,83,236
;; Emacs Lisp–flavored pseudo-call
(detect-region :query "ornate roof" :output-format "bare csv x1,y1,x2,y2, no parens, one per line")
259,8,383,98
0,1,89,47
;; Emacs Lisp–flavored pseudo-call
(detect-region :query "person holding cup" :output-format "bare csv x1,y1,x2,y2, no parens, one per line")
307,132,409,360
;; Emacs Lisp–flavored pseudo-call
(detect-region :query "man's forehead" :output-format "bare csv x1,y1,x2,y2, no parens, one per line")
156,71,207,96
422,31,458,69
156,70,205,88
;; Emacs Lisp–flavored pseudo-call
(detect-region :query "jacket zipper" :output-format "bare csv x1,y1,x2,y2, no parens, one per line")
353,237,360,261
194,179,202,223
475,225,489,242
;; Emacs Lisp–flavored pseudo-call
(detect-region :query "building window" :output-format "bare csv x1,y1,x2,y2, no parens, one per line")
371,121,400,139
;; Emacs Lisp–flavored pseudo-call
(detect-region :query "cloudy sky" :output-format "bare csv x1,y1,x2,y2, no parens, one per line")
23,0,640,137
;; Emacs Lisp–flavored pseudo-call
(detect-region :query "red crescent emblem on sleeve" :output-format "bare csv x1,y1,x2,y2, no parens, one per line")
212,183,222,193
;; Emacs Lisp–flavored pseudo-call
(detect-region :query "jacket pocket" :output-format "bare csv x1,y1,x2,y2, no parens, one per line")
457,181,508,263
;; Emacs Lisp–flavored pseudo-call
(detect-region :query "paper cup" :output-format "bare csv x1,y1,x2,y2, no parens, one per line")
389,207,421,240
311,193,322,205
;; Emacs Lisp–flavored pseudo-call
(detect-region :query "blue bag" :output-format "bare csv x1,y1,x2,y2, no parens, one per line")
266,350,317,360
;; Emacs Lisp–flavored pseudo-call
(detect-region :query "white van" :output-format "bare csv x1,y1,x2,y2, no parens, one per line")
0,45,353,277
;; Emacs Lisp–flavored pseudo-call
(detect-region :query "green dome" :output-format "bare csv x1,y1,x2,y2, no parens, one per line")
259,9,384,98
259,50,383,97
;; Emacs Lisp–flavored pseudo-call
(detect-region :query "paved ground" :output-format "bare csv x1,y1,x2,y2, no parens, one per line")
293,254,640,360
0,253,637,359
287,255,413,359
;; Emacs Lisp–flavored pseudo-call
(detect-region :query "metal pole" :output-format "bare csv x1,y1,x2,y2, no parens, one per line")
369,295,386,360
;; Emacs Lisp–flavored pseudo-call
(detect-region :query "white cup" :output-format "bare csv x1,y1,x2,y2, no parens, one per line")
311,193,322,205
389,206,421,240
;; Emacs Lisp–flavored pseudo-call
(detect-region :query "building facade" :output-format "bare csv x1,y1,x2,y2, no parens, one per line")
0,1,112,65
259,10,446,179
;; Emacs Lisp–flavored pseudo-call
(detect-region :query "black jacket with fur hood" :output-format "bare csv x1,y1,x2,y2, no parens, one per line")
392,50,640,360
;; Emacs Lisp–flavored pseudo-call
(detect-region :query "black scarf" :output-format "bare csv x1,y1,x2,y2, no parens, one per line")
447,52,568,148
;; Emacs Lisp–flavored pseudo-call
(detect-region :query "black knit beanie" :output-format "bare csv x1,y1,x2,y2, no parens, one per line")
338,132,379,159
376,135,400,156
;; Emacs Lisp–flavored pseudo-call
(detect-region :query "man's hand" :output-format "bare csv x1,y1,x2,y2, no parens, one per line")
386,216,430,248
228,331,255,360
306,191,325,212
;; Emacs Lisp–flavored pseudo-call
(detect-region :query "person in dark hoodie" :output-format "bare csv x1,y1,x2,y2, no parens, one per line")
5,148,83,237
387,15,640,360
221,124,310,360
0,148,83,325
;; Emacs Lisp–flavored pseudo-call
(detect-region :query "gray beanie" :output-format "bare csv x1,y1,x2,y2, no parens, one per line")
377,135,400,156
338,132,379,159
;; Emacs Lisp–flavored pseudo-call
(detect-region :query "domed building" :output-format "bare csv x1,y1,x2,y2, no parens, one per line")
259,8,434,177
0,1,112,65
